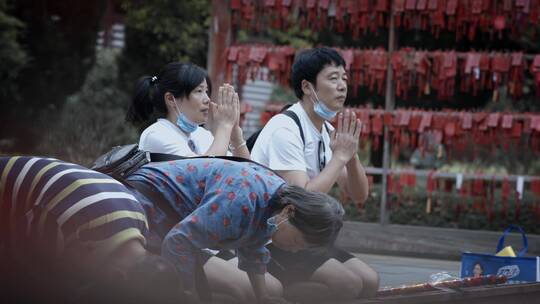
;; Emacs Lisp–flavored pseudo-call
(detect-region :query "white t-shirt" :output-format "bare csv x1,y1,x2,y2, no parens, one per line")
139,118,214,156
251,103,333,180
139,118,221,255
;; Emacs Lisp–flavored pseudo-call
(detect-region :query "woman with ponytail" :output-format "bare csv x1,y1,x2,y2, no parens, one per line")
125,62,258,301
126,62,249,158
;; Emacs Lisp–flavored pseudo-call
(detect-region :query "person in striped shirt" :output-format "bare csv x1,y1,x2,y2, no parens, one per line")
0,156,181,303
1,155,345,304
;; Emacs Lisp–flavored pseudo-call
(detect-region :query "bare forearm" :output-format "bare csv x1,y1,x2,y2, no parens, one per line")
247,272,268,302
305,158,346,193
345,155,369,203
230,127,250,159
232,145,250,159
204,126,233,156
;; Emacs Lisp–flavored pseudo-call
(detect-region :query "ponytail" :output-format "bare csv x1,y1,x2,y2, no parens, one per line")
126,76,165,125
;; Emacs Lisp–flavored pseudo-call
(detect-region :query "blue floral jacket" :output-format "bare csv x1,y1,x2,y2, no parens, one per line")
127,158,285,286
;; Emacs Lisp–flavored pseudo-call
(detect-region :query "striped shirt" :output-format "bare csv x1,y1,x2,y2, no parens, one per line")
0,156,148,270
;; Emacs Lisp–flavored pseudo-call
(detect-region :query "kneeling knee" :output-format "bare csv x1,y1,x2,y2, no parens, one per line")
313,259,364,299
228,287,250,303
328,269,363,299
360,266,380,297
265,275,283,297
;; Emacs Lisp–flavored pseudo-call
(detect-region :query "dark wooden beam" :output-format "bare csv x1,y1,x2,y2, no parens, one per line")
207,0,232,99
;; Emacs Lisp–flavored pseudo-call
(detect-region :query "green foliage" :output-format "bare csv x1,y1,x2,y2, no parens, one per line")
345,184,540,235
237,25,316,49
483,81,540,113
517,25,540,53
2,0,100,154
0,0,27,100
118,0,210,91
14,1,99,109
37,49,137,166
392,134,540,179
269,85,296,103
0,0,27,153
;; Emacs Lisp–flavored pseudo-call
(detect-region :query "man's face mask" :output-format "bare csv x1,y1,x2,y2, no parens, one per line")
309,85,338,121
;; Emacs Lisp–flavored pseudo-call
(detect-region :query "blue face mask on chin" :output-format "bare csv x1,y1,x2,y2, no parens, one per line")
267,215,288,235
173,98,198,134
176,113,198,133
310,86,338,121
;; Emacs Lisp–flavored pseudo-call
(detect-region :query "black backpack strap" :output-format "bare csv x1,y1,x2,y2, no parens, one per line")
245,104,304,152
149,154,283,179
282,110,305,146
149,153,258,163
149,153,255,163
245,129,262,152
148,153,186,162
283,108,330,145
323,121,332,135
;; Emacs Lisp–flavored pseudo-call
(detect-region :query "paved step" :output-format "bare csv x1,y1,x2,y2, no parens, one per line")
353,253,461,287
337,221,540,260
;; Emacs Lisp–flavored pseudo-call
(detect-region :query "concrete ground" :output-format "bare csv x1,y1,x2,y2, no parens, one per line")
337,221,540,261
337,221,539,289
354,253,461,288
345,253,540,304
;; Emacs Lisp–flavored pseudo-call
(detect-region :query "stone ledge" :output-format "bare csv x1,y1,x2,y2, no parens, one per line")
336,221,540,260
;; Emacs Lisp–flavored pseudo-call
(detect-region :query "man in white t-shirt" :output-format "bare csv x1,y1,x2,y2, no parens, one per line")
252,47,379,302
250,102,333,180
